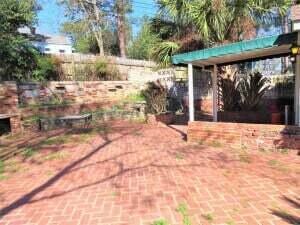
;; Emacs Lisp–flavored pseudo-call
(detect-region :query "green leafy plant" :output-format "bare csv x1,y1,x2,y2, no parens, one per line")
95,58,121,81
22,147,37,158
176,203,192,225
123,92,145,103
128,18,161,60
151,41,180,68
0,0,39,81
238,72,270,111
32,55,62,81
142,81,169,114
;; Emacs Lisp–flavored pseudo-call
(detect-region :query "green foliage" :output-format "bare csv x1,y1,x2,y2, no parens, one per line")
127,18,161,60
156,0,291,44
221,72,270,112
238,72,270,111
71,58,121,81
176,203,192,225
32,55,62,81
142,81,169,114
123,92,145,103
152,219,170,225
0,0,38,81
151,41,180,68
22,147,37,158
94,58,121,81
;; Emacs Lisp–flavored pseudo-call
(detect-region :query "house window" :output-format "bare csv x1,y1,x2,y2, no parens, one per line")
59,49,65,53
45,48,50,52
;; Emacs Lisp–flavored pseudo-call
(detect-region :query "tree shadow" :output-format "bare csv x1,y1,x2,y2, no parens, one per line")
271,196,300,224
166,124,187,141
0,123,140,218
0,129,67,161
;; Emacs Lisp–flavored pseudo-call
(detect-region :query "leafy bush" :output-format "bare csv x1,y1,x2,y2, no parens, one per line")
32,55,62,81
220,72,270,111
95,58,121,81
238,72,270,111
0,0,38,81
142,81,168,114
128,19,161,60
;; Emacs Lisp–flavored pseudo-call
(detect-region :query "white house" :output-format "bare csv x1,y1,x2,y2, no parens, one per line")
18,27,74,54
33,35,73,54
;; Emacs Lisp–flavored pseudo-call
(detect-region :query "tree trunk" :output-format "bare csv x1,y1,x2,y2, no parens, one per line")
92,0,105,56
116,0,126,58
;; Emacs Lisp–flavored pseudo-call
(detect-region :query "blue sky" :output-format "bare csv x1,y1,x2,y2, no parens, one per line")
37,0,157,36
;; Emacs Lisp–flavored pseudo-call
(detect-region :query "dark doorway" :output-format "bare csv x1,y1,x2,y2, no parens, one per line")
0,118,11,135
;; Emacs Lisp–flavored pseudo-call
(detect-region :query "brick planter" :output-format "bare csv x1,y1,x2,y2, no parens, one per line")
188,121,300,150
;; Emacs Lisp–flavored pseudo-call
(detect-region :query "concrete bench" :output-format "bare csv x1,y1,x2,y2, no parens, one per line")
58,114,92,128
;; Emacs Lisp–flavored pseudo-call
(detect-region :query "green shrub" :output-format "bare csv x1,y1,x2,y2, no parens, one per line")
238,72,270,111
95,58,121,81
32,55,62,81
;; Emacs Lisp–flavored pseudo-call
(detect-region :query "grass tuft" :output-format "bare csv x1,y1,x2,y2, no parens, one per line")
239,151,252,163
202,213,214,222
43,152,69,161
176,203,192,225
22,147,37,158
175,153,184,160
209,141,222,148
152,219,169,225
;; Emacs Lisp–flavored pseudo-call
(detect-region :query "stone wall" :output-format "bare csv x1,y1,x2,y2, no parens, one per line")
188,121,300,150
0,82,19,114
18,81,142,106
0,81,145,133
56,54,187,82
0,82,22,134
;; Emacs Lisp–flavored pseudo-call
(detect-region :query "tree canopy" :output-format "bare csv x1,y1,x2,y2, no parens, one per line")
0,0,39,81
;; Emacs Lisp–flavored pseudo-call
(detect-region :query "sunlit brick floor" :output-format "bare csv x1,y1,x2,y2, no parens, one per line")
0,121,299,225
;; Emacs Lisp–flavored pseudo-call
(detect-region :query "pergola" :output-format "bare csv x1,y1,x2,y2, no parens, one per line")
172,32,300,126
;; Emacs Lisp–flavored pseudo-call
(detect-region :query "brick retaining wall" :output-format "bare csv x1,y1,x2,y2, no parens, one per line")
188,121,300,150
18,81,142,106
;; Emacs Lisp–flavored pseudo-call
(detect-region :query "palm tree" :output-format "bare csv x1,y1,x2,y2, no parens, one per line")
152,0,292,66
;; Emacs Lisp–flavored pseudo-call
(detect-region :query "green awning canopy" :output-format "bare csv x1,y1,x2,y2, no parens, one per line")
172,32,298,66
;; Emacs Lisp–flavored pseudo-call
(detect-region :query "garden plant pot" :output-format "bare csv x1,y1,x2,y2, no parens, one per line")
147,112,174,125
271,112,282,124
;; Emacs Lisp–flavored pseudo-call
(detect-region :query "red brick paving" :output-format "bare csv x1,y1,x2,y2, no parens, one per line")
0,121,299,225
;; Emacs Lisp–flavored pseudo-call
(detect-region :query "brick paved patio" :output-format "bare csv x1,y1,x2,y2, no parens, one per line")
0,121,299,225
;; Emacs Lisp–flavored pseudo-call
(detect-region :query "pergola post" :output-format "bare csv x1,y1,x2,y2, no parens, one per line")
212,65,218,122
295,32,300,126
188,63,195,122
